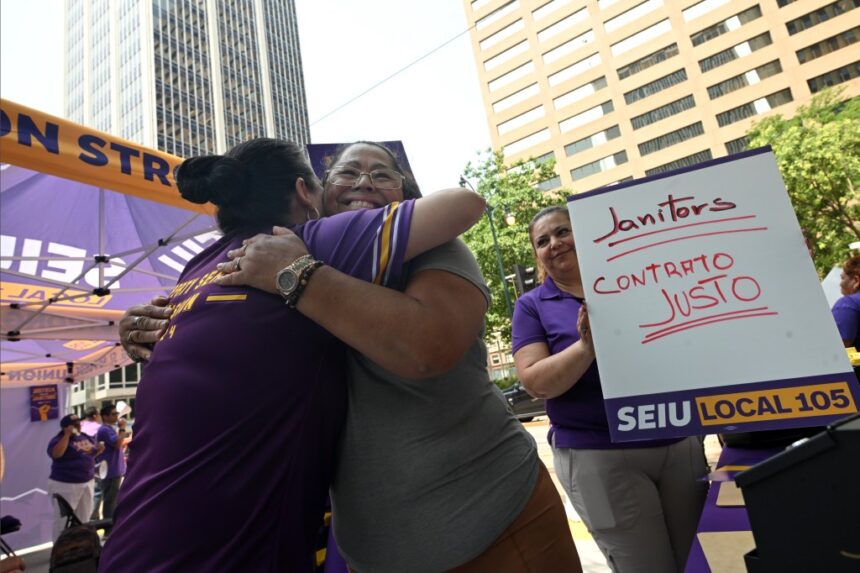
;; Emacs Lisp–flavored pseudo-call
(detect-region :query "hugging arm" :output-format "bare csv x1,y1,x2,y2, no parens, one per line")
219,187,487,378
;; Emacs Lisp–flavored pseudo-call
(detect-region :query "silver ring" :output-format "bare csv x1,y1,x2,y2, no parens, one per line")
125,330,134,345
133,315,142,329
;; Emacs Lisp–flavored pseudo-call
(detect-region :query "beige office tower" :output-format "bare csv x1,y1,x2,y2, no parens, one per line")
463,0,860,192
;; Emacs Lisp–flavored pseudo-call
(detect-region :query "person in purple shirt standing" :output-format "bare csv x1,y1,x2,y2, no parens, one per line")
46,414,104,540
98,138,484,573
832,254,860,349
511,206,708,573
94,404,128,535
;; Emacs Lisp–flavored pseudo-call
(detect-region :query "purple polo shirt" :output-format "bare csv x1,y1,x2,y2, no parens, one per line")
100,202,414,573
512,276,679,449
47,433,97,483
96,425,126,479
832,293,860,348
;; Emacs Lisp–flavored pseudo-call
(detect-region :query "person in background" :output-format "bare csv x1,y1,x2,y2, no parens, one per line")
93,404,128,534
79,408,100,438
511,206,707,573
46,414,104,540
832,254,860,349
100,138,483,572
122,141,581,572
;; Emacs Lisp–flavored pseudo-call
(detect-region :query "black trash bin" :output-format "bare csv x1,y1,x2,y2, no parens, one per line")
735,413,860,573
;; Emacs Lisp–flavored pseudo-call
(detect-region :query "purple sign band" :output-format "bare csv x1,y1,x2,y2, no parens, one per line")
605,371,860,442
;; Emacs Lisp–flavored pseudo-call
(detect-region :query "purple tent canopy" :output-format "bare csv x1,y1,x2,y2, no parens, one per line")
1,164,218,386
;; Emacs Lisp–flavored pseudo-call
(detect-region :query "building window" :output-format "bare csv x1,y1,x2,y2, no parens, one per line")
807,61,860,93
536,151,555,164
683,0,730,22
604,0,664,34
646,150,714,175
476,0,520,31
491,354,502,366
480,19,525,51
504,128,551,156
725,137,749,155
624,68,688,104
631,95,695,130
690,5,762,47
786,0,860,36
638,122,705,156
707,60,782,99
553,76,607,110
493,83,540,113
558,100,614,133
611,19,672,56
796,27,860,64
565,125,622,156
542,30,595,64
617,43,679,80
485,40,529,71
489,61,535,92
537,176,562,191
716,89,793,126
699,33,773,73
498,106,545,135
533,0,572,20
571,150,628,181
548,53,601,86
537,8,588,43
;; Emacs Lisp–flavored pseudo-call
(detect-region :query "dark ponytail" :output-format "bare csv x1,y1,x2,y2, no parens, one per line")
175,138,321,234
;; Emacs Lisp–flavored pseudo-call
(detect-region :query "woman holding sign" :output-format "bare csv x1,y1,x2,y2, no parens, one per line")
512,206,708,573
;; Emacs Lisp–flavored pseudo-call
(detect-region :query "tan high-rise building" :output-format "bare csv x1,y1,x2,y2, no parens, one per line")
463,0,860,191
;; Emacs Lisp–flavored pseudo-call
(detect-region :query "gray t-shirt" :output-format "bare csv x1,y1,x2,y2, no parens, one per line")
331,239,539,573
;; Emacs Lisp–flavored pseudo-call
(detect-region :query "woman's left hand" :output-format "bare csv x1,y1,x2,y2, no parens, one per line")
215,226,310,293
577,304,593,349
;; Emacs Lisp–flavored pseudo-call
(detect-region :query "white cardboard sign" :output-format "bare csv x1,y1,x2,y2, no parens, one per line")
567,149,859,442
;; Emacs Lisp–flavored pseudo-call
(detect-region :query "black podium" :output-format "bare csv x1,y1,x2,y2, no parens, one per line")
735,413,860,572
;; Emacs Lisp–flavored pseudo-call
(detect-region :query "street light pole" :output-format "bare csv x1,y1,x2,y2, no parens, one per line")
460,176,514,318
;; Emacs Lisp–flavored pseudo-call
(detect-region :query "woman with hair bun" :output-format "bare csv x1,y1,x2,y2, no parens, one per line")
100,138,485,572
121,141,582,572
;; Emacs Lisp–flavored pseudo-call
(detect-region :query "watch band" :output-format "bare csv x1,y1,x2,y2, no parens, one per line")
285,259,324,308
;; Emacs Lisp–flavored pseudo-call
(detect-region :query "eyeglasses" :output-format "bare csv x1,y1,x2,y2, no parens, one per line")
326,167,404,190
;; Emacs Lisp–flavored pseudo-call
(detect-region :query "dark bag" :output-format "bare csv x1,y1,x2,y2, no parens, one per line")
49,524,101,573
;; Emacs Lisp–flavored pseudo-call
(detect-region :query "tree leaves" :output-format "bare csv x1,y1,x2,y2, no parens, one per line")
746,87,860,275
460,150,566,341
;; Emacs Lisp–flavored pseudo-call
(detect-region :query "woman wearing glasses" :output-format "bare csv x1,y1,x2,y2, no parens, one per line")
123,141,581,572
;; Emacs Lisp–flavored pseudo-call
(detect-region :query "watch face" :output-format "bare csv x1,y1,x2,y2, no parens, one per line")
277,270,299,295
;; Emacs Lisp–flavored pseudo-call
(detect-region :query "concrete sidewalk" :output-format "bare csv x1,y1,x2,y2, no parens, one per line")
522,419,723,573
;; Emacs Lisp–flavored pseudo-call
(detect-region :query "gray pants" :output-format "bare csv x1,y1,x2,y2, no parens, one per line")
553,436,708,573
100,476,122,533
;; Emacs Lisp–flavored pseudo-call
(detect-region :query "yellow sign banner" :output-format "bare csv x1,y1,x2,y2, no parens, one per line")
0,280,111,308
0,98,211,214
696,382,857,426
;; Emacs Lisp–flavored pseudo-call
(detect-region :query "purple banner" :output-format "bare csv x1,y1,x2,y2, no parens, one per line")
1,386,67,550
604,372,860,441
29,384,58,422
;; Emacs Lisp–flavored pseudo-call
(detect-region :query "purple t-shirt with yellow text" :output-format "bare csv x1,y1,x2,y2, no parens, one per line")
100,202,414,573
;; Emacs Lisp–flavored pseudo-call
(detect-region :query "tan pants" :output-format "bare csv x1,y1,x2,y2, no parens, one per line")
447,462,582,572
553,436,709,573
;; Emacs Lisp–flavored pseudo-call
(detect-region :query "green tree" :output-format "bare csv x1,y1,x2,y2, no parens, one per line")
460,150,568,340
746,88,860,275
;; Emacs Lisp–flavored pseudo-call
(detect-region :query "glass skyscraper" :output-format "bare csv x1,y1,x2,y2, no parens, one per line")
64,0,309,156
